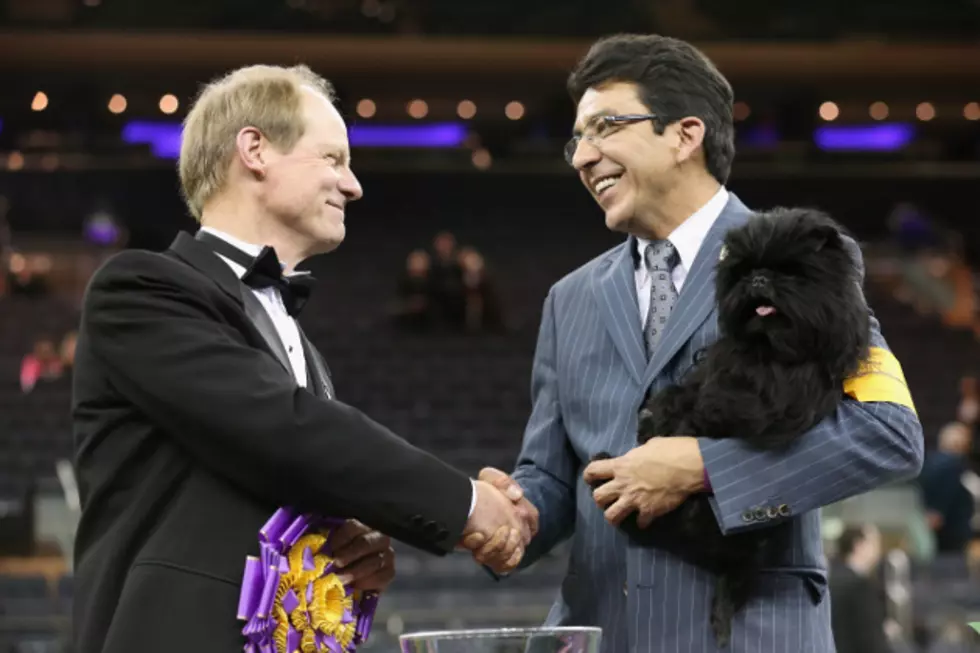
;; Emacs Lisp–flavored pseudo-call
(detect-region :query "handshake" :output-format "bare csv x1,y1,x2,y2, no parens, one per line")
459,467,540,574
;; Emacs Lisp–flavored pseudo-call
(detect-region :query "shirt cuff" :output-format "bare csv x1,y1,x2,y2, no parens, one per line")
468,479,477,518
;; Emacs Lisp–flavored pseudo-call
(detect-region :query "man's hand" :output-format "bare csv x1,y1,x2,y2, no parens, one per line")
330,520,396,592
582,437,705,528
462,468,540,573
460,480,526,573
478,467,539,542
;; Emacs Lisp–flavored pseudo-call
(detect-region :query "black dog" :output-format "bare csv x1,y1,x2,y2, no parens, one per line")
591,207,871,646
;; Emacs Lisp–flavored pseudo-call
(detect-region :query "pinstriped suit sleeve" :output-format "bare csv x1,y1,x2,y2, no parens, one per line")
511,288,578,567
699,310,924,535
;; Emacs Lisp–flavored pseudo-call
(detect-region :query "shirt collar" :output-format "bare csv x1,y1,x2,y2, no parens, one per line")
198,226,264,279
636,186,729,272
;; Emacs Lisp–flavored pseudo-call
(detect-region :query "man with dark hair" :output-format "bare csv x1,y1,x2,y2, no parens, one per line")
475,34,923,651
829,525,890,653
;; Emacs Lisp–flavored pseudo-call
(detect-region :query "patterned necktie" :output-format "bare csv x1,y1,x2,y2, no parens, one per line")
643,240,679,358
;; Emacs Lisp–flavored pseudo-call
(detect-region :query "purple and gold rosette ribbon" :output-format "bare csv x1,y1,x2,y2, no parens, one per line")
237,508,380,653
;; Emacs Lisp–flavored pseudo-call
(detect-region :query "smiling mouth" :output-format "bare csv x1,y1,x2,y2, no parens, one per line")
592,174,623,196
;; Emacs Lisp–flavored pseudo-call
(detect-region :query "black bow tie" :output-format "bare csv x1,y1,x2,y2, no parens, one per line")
196,231,316,317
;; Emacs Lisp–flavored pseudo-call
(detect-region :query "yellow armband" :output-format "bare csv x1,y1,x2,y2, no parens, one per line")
843,346,916,414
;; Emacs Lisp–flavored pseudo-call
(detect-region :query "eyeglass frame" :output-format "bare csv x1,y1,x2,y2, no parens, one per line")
563,113,660,166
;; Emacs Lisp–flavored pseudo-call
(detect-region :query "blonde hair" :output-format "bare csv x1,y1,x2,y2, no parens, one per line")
178,64,335,220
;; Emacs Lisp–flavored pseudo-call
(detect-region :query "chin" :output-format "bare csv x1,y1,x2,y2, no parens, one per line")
306,223,344,255
603,203,634,233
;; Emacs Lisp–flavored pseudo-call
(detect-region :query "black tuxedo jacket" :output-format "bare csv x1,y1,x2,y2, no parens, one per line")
70,231,472,653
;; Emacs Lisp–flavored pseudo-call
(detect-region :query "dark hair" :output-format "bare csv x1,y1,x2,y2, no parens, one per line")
836,525,868,558
567,34,735,185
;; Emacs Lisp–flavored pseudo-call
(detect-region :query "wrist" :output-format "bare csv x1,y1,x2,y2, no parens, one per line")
680,437,707,494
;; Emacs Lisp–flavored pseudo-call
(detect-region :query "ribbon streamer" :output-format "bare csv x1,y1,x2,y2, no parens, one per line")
238,508,380,652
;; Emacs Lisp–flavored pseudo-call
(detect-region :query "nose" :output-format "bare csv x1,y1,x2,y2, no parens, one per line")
571,138,602,171
751,274,769,289
338,168,363,202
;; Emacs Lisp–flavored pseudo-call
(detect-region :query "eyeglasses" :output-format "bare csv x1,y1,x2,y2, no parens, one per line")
564,113,659,166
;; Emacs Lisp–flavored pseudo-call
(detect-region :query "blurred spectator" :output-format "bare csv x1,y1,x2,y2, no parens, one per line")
830,524,891,653
429,230,465,329
61,330,77,370
957,376,979,426
20,337,64,393
918,422,975,555
458,246,505,333
7,252,51,297
887,202,938,253
391,249,434,331
0,198,10,297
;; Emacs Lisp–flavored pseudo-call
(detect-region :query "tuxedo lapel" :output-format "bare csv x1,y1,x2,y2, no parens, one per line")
168,230,292,377
642,194,753,387
240,291,293,376
169,231,245,307
593,240,646,386
299,329,335,400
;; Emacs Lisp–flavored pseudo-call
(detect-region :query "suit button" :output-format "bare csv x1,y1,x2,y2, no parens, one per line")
778,504,791,517
410,515,424,528
741,510,754,523
754,508,767,521
437,527,449,541
767,507,780,519
424,521,440,535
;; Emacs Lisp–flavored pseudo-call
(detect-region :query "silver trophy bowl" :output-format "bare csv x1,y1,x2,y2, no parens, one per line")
399,626,601,652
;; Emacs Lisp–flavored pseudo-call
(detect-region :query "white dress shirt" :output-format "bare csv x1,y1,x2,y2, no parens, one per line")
200,227,309,387
200,227,478,519
635,187,729,325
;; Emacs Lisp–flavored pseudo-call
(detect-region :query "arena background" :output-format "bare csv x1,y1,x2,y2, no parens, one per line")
1,0,980,650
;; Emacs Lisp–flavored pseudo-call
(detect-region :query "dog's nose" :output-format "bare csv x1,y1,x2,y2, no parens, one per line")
751,274,769,289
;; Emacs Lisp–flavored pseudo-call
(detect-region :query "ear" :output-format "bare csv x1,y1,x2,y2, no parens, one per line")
235,126,267,178
813,224,842,251
672,117,706,165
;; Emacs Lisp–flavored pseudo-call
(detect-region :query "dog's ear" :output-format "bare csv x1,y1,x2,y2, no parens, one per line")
812,224,842,252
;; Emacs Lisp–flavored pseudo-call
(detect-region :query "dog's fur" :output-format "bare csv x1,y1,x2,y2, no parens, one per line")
591,207,871,647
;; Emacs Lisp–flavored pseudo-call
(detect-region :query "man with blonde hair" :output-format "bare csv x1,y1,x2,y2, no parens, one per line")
71,64,533,653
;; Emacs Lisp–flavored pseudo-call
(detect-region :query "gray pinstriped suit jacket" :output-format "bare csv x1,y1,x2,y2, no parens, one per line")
509,193,924,652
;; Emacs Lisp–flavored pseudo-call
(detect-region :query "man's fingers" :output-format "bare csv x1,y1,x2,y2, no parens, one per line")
336,547,393,586
329,520,370,554
504,525,522,557
461,532,486,550
474,526,510,564
334,531,390,568
484,528,524,573
479,467,524,502
604,496,636,526
347,548,396,591
582,458,616,484
350,563,396,592
521,507,539,541
592,480,621,507
501,541,524,572
516,500,540,537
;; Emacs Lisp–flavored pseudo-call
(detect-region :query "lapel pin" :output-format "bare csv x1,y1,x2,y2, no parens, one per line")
718,245,728,262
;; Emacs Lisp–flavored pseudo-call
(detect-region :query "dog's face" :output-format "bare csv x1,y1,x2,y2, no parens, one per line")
715,208,869,374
